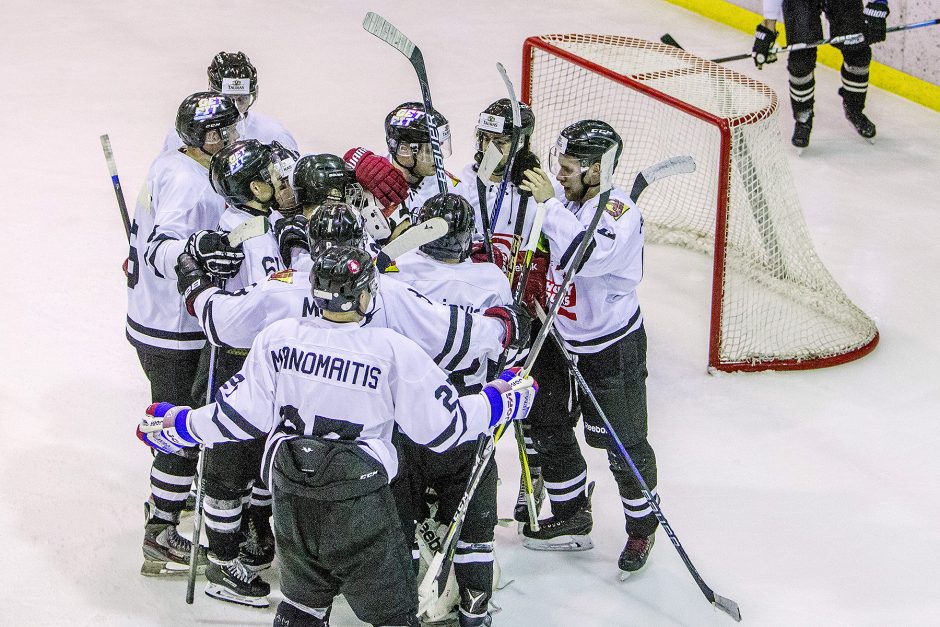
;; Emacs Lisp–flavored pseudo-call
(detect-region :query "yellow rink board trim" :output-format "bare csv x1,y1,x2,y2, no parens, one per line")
660,0,940,112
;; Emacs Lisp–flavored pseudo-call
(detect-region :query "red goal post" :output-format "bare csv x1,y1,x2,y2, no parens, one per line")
521,34,878,372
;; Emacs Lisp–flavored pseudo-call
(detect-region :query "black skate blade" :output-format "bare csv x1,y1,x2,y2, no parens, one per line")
204,583,270,608
712,593,742,622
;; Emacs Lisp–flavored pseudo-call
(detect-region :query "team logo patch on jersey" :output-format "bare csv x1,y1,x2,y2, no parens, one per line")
268,269,294,284
389,108,425,127
193,97,223,121
605,199,628,220
227,147,248,175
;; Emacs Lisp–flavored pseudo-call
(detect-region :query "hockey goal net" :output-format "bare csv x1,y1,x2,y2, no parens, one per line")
522,34,878,372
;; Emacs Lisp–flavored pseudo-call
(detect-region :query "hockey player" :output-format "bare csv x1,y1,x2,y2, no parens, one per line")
753,0,890,148
138,245,538,627
344,103,460,242
162,51,298,153
179,139,302,605
457,99,553,524
390,193,514,626
128,91,242,576
516,120,660,578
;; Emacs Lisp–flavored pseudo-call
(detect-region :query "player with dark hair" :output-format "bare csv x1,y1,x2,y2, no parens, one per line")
517,119,660,578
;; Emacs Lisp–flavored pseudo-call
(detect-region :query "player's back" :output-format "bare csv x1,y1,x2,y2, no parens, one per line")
392,251,509,313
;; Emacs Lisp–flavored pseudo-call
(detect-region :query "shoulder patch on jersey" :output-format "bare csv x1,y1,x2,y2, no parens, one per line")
605,199,628,220
268,269,295,284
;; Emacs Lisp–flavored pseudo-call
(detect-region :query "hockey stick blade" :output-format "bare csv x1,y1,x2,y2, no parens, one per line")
713,593,742,622
362,12,415,57
226,215,270,247
417,550,446,614
660,33,684,50
380,217,447,260
630,155,696,203
477,141,503,183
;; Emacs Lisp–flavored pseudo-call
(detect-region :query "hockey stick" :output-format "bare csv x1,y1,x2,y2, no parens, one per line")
379,216,448,260
362,12,449,195
419,148,617,614
534,304,741,622
488,63,522,229
418,153,697,614
100,134,131,240
475,142,504,264
664,18,940,65
186,215,269,604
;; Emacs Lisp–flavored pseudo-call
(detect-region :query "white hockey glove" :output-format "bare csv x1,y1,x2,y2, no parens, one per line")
136,402,198,455
480,368,538,430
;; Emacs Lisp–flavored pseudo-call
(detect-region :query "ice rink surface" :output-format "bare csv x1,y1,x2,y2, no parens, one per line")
2,1,938,625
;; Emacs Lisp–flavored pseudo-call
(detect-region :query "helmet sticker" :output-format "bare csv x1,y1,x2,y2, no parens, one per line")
347,259,361,273
221,77,252,95
227,147,248,175
389,108,425,127
193,97,223,121
477,113,505,133
555,134,568,154
438,122,452,143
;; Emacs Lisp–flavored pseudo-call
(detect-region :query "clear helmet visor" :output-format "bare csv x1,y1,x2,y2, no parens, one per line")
266,157,299,211
204,123,240,152
218,77,257,116
395,122,453,164
547,144,589,178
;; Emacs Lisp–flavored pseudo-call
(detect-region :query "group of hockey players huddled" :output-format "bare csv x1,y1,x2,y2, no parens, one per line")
130,51,659,627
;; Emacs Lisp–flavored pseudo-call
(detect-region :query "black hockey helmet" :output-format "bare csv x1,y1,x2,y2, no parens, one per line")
293,154,360,207
311,245,377,314
207,51,258,111
416,193,474,262
384,102,452,160
306,201,367,255
175,92,241,149
550,119,623,173
476,98,535,141
209,139,274,210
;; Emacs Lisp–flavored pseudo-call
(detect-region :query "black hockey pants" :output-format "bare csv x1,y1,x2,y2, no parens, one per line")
272,437,418,626
528,325,659,538
136,346,201,524
782,0,872,116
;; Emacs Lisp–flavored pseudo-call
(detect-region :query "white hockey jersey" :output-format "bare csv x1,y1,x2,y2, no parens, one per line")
191,271,506,374
182,316,493,482
162,110,299,154
217,206,284,291
455,162,565,264
126,150,225,353
390,251,512,390
540,185,644,354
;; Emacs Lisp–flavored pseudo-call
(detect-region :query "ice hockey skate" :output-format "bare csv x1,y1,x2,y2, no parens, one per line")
204,556,271,607
792,111,813,152
843,102,876,143
521,482,594,551
141,520,207,577
618,534,655,581
239,510,275,571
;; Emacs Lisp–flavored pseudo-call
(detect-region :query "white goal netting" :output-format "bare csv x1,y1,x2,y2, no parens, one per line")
523,34,878,371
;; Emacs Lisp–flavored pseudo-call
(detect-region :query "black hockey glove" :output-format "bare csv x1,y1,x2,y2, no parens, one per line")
176,253,215,316
273,215,310,266
864,1,889,44
752,24,778,68
185,230,244,278
484,304,532,351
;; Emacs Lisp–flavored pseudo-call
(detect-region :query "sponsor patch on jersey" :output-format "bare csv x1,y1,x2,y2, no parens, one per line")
477,113,505,133
605,199,628,220
227,146,248,175
268,269,294,284
193,97,223,121
220,77,251,95
389,108,425,127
